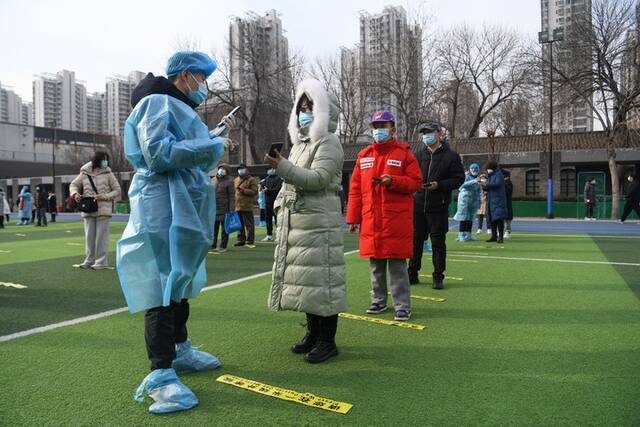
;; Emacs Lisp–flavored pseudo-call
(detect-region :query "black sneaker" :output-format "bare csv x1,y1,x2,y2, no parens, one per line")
291,333,318,354
234,242,245,247
497,238,504,244
432,280,444,290
486,238,497,242
394,310,411,321
366,303,388,314
304,341,338,363
409,273,420,285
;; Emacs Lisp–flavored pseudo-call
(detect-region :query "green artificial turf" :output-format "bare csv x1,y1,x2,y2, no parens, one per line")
0,223,639,425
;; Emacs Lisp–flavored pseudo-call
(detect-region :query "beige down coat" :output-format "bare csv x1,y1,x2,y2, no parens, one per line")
70,162,121,217
268,78,346,317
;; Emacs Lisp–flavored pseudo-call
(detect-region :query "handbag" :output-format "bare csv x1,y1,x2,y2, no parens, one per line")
224,211,242,234
78,174,100,213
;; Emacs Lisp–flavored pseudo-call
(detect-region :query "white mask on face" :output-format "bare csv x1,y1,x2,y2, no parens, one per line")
628,176,633,183
487,169,494,175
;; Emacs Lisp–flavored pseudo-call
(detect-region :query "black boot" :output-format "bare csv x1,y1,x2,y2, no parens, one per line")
291,313,319,354
408,270,420,285
305,315,338,363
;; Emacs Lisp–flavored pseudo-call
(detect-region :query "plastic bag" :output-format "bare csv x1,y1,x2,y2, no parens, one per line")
224,211,242,234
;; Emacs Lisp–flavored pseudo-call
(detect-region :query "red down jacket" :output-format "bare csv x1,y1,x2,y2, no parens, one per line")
347,138,423,259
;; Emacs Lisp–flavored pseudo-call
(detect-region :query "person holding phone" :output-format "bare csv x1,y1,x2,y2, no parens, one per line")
408,122,464,289
346,111,422,321
116,51,236,414
265,78,345,363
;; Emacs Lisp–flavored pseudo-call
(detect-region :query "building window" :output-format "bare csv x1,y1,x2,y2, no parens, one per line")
560,169,576,196
526,169,540,195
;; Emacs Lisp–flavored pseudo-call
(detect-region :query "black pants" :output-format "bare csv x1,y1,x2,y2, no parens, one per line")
50,212,56,222
0,214,4,228
490,220,504,240
585,203,595,218
237,210,255,244
306,313,338,344
476,214,485,230
265,199,277,236
621,200,640,222
36,208,47,226
459,220,473,232
213,218,229,249
144,299,189,371
31,209,36,222
409,210,448,282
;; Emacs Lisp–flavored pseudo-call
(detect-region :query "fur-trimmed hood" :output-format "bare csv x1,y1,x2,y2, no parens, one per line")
288,78,339,145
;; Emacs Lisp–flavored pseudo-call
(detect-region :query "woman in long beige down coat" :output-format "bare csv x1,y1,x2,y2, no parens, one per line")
70,151,121,269
265,78,346,364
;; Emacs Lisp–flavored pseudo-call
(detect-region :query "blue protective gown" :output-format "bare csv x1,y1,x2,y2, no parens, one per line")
453,173,482,221
18,188,32,218
116,94,224,313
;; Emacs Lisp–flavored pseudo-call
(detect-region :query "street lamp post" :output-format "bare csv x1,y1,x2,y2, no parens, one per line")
538,28,564,219
49,120,57,193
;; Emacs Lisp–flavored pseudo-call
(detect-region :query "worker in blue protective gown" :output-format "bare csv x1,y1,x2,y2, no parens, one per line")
17,187,32,225
116,51,236,415
453,163,482,241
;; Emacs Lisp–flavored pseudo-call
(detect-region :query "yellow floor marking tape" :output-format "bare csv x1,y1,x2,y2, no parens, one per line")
449,251,489,256
339,312,425,331
15,233,26,237
449,258,479,263
0,250,12,253
411,294,446,302
216,374,353,415
66,242,83,246
65,230,73,233
0,282,27,289
420,274,463,281
387,292,446,302
208,251,223,255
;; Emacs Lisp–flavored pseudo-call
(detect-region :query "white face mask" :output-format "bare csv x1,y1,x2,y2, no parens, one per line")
217,169,227,177
628,177,633,183
487,169,494,175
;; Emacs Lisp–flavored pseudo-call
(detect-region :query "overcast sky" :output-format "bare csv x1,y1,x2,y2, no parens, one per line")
0,0,541,101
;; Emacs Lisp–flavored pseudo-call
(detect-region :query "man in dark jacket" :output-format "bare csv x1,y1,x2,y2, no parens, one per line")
212,165,235,251
620,174,640,223
47,191,57,223
584,177,597,220
408,122,465,289
34,186,48,227
261,167,283,241
503,169,513,238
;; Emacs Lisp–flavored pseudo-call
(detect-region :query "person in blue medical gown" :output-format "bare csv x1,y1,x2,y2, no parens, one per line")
116,51,236,414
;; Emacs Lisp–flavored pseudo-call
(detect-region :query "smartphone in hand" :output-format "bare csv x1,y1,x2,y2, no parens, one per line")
268,142,284,158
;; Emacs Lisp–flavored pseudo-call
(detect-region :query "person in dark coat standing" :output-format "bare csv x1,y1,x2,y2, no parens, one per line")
212,165,235,252
47,191,57,223
480,160,507,243
620,174,640,223
584,177,597,220
261,167,283,241
503,169,514,239
34,186,48,227
408,122,465,289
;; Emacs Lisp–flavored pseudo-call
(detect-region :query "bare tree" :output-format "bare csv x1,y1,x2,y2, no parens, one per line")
207,14,303,163
547,0,640,218
311,52,369,144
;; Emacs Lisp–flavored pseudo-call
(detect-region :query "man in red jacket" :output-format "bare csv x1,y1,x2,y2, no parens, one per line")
347,111,423,321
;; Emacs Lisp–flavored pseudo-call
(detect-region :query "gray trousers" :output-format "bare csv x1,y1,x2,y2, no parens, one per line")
370,258,411,311
83,217,110,267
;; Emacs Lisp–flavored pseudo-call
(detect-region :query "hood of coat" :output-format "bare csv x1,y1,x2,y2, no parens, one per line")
130,72,198,110
80,162,112,176
288,78,338,145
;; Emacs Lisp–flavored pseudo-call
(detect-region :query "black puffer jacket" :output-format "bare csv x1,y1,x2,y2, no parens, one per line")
413,143,465,213
262,175,283,202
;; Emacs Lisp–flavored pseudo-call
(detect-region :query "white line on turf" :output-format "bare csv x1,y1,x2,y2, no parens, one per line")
449,253,640,267
515,232,640,239
0,249,360,343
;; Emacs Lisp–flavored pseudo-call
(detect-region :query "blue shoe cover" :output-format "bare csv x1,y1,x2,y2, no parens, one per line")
456,232,465,241
172,339,221,373
134,368,198,414
464,232,478,241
